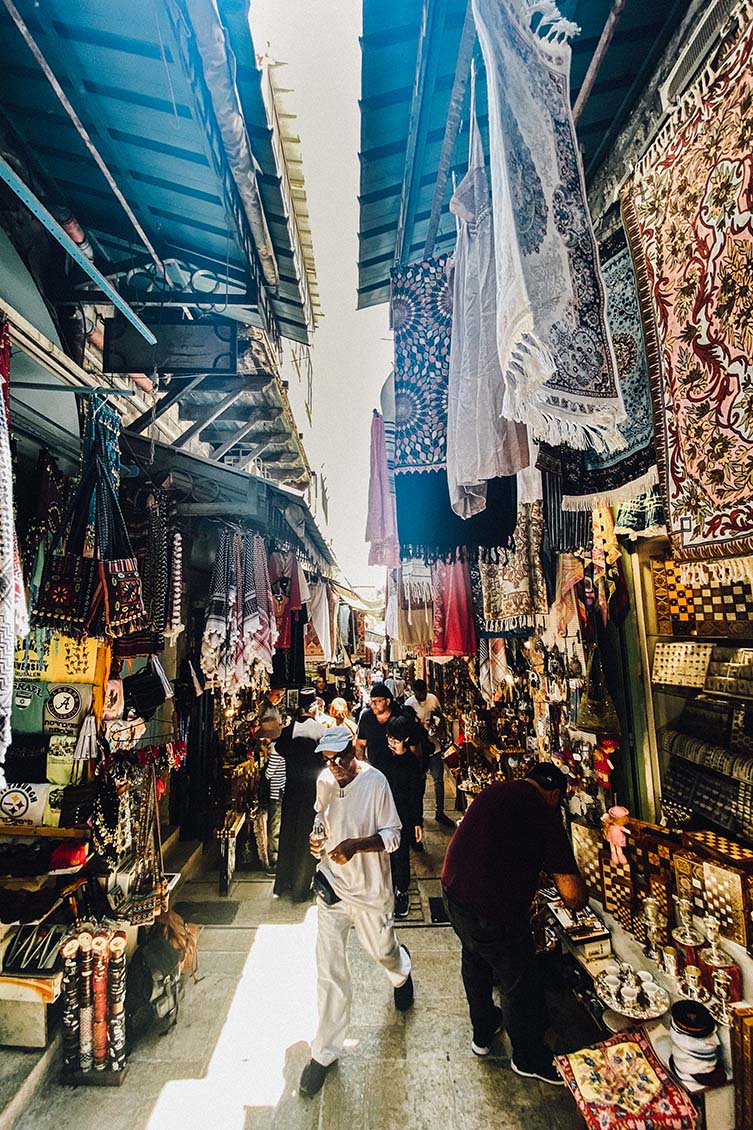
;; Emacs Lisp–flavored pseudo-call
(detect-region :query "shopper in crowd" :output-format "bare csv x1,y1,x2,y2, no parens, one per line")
442,762,586,1085
299,726,414,1098
385,715,424,919
329,696,357,736
263,739,286,874
404,679,453,828
384,668,406,703
354,682,401,773
315,672,336,707
256,676,286,740
273,687,327,901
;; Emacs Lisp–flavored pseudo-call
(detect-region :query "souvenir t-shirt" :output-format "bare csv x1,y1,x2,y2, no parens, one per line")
442,779,579,926
43,684,93,737
0,782,62,827
11,681,46,734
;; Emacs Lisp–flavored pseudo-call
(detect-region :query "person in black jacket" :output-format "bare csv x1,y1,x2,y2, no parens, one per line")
273,688,327,901
385,714,425,919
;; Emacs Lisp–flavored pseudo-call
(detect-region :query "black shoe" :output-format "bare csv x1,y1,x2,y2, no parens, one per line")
299,1058,334,1097
395,891,409,919
511,1057,564,1086
471,1007,504,1056
411,840,425,852
435,813,456,829
394,946,414,1011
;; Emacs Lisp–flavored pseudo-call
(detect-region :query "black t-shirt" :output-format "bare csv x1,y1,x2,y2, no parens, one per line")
442,780,579,926
356,705,399,775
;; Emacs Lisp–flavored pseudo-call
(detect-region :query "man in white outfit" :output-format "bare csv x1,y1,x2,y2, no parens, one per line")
299,726,414,1098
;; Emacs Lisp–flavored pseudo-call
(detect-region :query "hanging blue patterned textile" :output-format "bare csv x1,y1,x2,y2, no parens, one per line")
472,0,624,451
391,256,515,560
560,236,658,509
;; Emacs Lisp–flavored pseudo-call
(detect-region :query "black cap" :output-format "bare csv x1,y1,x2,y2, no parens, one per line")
528,762,569,795
370,682,394,702
299,687,317,711
671,1000,716,1039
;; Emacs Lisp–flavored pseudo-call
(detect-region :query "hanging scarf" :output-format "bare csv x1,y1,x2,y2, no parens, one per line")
472,0,624,450
538,446,592,554
614,485,667,541
200,529,260,692
561,240,658,509
391,256,516,559
308,577,333,662
250,534,277,672
431,559,477,657
478,637,508,706
447,86,529,518
556,554,584,637
478,502,549,633
365,411,399,567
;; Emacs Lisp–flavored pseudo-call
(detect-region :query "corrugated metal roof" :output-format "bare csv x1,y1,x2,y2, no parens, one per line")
357,0,693,308
0,0,317,344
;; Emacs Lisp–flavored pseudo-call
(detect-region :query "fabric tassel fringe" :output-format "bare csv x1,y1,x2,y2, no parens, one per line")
561,466,659,511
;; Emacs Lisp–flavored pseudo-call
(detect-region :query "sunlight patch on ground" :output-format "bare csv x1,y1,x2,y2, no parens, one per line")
146,907,319,1130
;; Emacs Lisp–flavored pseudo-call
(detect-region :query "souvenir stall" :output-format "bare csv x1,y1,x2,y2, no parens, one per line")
363,1,753,1120
193,513,350,891
0,329,192,1079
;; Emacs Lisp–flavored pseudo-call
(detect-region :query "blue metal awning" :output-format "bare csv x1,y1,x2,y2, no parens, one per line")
0,0,316,344
357,0,692,308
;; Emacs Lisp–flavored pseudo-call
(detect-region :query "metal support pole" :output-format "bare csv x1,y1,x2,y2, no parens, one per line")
573,0,627,124
0,158,157,346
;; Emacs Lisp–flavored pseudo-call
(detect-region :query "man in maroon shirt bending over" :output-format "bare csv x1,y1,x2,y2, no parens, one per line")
442,762,586,1086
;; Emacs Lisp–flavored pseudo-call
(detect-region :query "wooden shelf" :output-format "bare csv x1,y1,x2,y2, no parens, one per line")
0,825,89,839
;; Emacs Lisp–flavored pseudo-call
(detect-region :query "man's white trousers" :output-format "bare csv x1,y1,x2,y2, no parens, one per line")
311,897,411,1066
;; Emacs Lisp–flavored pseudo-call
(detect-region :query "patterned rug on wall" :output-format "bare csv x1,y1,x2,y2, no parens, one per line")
622,13,753,571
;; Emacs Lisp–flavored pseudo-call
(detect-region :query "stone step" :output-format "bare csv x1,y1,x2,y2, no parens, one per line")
0,1033,60,1130
164,837,204,903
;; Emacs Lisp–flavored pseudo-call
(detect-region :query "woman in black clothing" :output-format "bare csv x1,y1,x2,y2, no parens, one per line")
273,688,327,901
385,715,425,919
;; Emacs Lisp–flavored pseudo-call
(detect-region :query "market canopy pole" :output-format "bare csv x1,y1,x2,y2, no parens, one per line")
572,0,627,124
423,0,476,259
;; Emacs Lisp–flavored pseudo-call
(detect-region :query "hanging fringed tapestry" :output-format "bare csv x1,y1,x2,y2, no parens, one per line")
622,10,753,576
561,241,658,510
472,0,624,451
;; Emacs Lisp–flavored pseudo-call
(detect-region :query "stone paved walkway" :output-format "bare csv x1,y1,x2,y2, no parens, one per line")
16,788,587,1130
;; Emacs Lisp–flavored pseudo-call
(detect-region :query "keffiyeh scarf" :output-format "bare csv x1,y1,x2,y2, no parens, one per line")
472,0,624,451
201,528,260,691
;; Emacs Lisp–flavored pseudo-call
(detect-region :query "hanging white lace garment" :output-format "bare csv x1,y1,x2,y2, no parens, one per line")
446,82,529,518
472,0,625,451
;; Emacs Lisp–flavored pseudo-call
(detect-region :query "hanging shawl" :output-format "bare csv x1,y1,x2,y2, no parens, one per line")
478,638,508,706
561,240,658,509
308,577,334,662
431,559,477,657
472,0,624,451
477,502,549,633
0,323,28,780
365,412,400,567
200,528,260,692
250,534,277,672
447,81,529,518
391,256,516,560
614,485,667,541
380,373,397,497
556,554,583,636
395,563,433,654
538,446,592,554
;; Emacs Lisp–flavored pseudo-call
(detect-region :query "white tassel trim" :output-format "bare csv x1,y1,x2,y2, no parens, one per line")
678,556,753,589
561,466,659,512
614,522,667,541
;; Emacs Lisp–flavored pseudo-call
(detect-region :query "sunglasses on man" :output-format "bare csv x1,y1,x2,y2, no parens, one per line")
322,751,353,767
